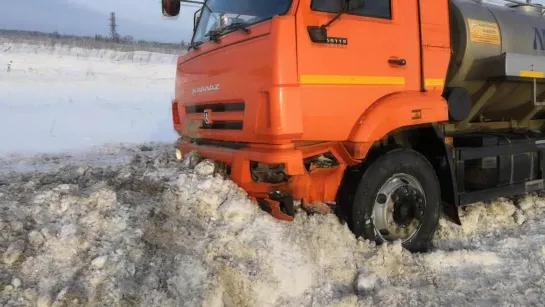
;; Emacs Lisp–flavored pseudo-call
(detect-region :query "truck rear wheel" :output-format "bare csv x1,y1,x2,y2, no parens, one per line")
351,149,441,253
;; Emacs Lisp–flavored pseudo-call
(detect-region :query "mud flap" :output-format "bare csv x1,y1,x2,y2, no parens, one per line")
442,201,462,225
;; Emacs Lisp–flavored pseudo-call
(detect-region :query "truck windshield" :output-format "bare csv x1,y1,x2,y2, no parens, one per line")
192,0,292,44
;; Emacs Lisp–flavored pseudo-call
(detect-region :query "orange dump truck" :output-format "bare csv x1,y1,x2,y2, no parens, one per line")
164,0,545,252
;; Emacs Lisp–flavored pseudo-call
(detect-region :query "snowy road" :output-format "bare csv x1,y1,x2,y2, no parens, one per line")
1,144,544,307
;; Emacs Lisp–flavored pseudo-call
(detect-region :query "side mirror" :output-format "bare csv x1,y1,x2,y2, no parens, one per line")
308,0,365,44
307,26,328,43
162,0,181,17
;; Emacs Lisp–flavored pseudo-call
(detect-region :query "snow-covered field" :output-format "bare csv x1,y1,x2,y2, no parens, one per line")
0,42,179,155
2,42,545,307
1,145,545,307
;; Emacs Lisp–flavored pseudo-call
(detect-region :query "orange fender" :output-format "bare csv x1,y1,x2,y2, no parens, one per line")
348,91,448,143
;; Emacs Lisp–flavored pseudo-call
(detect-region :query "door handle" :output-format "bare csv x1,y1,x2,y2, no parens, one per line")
388,59,407,66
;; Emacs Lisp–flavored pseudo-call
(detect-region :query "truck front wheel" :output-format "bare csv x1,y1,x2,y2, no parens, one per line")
351,149,441,253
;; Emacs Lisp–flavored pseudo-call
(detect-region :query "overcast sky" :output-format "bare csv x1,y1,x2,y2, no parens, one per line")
1,0,545,43
0,0,200,43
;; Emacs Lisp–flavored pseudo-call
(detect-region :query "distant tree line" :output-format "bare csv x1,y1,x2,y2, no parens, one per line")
0,29,189,55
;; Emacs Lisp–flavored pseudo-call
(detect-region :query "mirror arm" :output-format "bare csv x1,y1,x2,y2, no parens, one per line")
193,7,203,29
321,2,348,29
320,7,344,29
308,0,363,44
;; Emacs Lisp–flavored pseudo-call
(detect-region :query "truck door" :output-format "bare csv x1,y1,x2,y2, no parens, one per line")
295,0,423,140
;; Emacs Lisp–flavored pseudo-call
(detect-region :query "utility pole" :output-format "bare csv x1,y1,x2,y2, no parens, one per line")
109,12,119,42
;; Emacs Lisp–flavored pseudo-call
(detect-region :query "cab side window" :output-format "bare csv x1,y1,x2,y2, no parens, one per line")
311,0,392,20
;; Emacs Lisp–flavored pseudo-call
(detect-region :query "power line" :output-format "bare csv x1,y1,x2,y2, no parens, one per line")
109,12,119,41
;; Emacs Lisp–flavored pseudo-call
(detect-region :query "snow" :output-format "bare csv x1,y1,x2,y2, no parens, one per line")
2,41,545,306
0,42,179,155
0,42,180,65
1,144,545,307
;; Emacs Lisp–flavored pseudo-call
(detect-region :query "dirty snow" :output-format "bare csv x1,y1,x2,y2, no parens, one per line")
1,144,545,307
2,39,545,306
0,42,179,155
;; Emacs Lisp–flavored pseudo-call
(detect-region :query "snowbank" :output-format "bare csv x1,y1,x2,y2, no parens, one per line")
0,42,181,64
0,43,177,155
1,144,545,306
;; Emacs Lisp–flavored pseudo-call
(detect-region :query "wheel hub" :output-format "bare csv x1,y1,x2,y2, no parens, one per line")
392,185,424,228
372,174,426,243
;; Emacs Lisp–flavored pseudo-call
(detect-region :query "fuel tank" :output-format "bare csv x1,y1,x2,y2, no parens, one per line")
446,0,545,123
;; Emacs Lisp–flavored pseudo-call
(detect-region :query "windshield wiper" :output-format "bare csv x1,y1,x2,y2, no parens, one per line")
224,22,251,35
205,29,222,43
205,22,251,44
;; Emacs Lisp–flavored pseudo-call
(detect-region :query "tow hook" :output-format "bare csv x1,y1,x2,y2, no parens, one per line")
256,192,295,222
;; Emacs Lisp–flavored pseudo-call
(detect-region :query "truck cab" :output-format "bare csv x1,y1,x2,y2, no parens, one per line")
166,0,545,252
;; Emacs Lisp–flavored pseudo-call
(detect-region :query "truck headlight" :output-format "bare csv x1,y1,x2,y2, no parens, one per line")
176,149,183,161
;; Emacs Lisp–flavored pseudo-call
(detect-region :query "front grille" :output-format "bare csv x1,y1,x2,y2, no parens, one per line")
201,121,243,130
185,102,245,113
194,139,249,149
185,102,245,131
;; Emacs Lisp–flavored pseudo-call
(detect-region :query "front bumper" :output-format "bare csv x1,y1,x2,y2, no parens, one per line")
176,139,358,216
